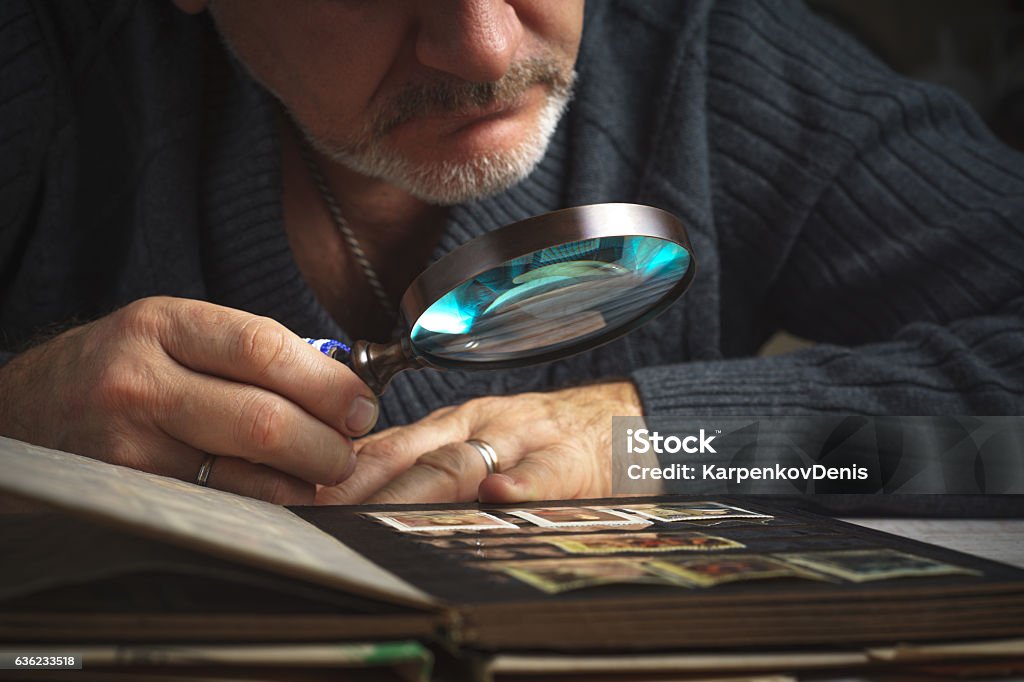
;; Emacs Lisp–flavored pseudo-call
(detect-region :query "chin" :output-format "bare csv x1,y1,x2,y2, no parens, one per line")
344,89,570,206
392,151,542,205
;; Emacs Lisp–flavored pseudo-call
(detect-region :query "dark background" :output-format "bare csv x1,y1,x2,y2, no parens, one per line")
808,0,1024,150
758,0,1023,359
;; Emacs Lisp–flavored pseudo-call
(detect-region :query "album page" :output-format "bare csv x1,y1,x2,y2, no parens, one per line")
0,437,435,609
294,497,1024,650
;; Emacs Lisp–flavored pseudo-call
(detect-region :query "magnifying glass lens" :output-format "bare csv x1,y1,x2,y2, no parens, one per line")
410,235,691,363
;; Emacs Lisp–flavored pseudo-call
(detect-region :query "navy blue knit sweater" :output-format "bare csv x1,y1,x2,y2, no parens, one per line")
1,1,1023,436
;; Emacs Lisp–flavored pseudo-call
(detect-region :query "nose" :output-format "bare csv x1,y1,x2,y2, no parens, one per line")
414,0,524,83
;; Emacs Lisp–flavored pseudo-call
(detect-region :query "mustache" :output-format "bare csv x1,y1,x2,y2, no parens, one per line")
370,57,575,137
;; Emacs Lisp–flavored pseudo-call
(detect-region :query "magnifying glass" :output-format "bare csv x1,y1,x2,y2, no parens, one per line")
305,203,695,395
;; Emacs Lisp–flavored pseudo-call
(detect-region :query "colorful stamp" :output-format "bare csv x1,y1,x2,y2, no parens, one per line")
647,554,825,587
777,549,982,582
365,510,518,532
624,502,773,523
507,507,648,528
491,557,679,594
452,545,566,560
545,532,745,555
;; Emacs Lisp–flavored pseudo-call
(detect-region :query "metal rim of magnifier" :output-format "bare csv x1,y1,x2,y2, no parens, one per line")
399,202,697,371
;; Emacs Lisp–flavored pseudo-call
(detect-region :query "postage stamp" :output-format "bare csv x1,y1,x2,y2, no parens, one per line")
647,554,825,587
507,507,648,528
365,510,518,532
545,532,745,555
624,502,773,523
491,557,679,594
777,549,982,582
451,545,567,560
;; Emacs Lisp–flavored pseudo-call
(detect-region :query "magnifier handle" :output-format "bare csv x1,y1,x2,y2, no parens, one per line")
304,338,353,364
304,336,425,396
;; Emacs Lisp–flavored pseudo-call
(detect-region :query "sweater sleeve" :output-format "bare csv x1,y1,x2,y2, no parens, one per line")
631,0,1024,416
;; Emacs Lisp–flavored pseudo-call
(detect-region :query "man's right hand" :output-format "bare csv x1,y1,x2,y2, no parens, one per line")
0,297,377,504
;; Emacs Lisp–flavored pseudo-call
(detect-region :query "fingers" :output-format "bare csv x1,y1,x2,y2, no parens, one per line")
321,410,475,504
147,298,378,437
157,368,356,485
479,439,613,503
125,438,314,505
478,451,569,503
204,456,315,505
0,296,364,505
357,440,600,506
317,389,619,505
363,440,506,505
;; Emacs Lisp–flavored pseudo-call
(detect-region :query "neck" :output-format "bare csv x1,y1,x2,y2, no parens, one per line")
317,160,440,234
313,154,449,300
278,109,449,341
282,111,448,260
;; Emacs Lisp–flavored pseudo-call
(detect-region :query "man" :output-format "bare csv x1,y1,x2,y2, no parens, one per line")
0,0,1021,507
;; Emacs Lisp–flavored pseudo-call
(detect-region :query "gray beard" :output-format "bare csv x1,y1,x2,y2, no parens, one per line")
300,82,573,206
210,12,577,206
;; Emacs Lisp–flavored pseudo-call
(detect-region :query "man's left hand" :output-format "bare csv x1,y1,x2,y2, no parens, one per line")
314,381,643,505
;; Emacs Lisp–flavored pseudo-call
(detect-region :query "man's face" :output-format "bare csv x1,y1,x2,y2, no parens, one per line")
203,0,584,205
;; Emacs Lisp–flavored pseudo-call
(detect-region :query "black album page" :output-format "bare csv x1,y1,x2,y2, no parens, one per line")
292,495,1024,650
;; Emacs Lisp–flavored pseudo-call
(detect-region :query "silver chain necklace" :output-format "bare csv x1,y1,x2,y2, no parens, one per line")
296,137,396,316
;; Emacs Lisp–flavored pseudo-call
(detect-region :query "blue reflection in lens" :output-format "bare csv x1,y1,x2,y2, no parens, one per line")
411,236,690,363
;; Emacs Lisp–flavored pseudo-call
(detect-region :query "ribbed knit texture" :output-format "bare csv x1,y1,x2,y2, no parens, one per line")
1,0,1022,436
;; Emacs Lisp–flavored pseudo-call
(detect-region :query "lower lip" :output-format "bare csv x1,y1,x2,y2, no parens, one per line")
416,91,534,137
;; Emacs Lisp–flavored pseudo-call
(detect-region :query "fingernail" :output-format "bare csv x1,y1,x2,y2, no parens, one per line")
346,395,378,435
